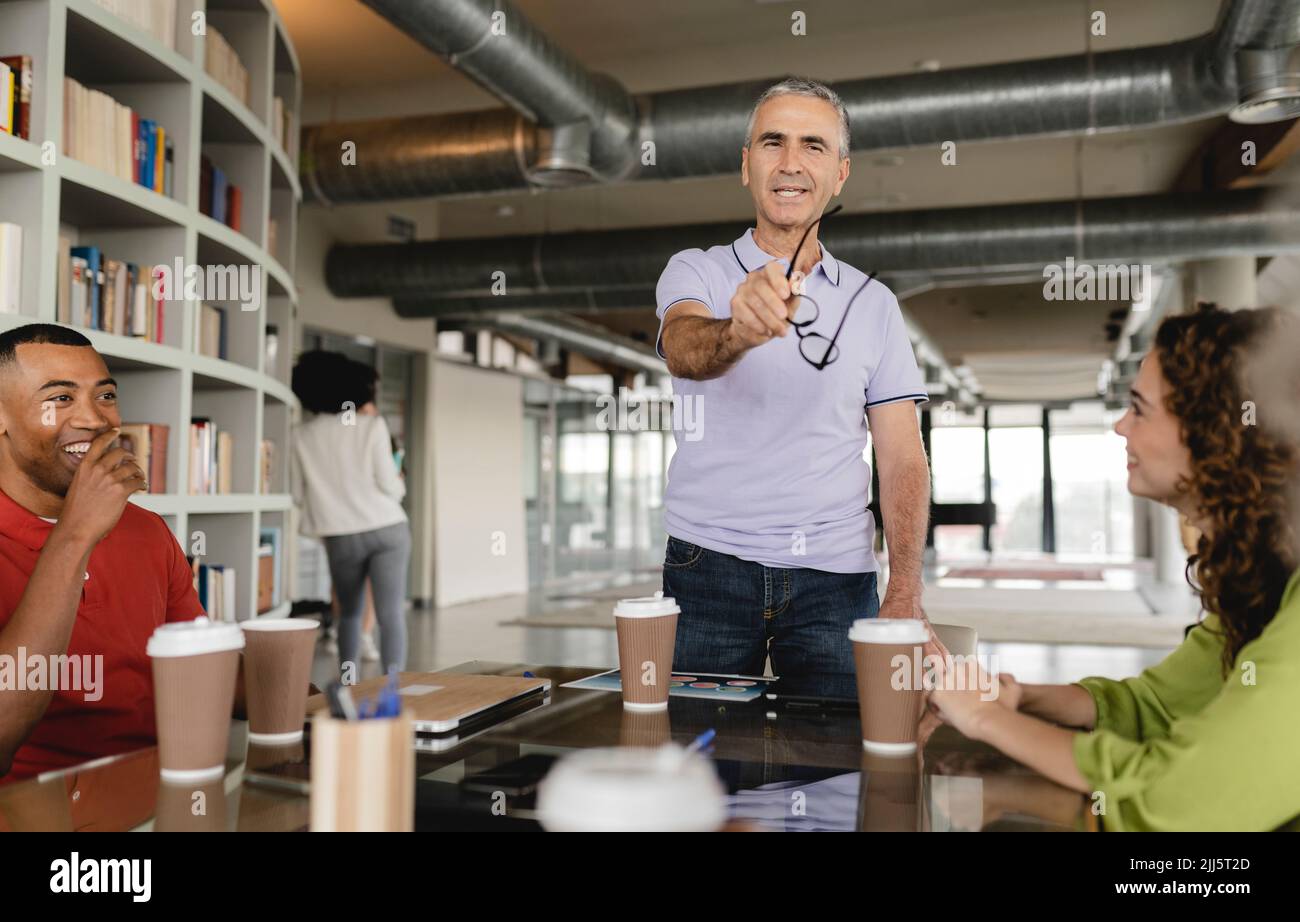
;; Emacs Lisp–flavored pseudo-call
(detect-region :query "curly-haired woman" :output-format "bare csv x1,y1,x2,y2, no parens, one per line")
927,303,1300,831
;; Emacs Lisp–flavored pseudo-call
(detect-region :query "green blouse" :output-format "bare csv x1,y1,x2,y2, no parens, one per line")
1072,567,1300,831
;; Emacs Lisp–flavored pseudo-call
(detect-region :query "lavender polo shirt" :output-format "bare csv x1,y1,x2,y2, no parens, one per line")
655,227,928,574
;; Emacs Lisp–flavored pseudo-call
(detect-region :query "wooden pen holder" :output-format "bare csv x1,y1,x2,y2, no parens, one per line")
309,710,414,832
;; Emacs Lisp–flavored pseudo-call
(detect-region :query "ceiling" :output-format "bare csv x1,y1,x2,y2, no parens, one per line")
273,0,1277,403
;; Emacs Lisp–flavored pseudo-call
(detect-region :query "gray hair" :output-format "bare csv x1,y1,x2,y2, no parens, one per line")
743,77,851,158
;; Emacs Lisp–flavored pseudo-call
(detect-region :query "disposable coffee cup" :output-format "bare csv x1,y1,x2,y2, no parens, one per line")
147,616,244,782
849,618,929,755
613,592,679,711
536,744,726,832
240,619,319,744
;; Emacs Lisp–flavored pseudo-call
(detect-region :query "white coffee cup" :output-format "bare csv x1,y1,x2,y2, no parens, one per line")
536,744,727,832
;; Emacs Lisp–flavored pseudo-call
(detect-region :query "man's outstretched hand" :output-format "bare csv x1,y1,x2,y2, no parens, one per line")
878,594,951,662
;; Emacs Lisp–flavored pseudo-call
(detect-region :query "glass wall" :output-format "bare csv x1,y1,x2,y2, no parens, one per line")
1048,403,1134,559
524,374,671,586
925,401,1135,561
930,413,986,557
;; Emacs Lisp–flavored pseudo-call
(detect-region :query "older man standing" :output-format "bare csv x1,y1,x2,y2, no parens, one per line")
656,77,937,699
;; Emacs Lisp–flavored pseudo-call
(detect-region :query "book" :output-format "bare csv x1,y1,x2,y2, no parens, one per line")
163,139,174,197
91,0,177,52
258,525,283,608
0,223,20,314
117,423,169,494
216,430,233,494
0,56,34,140
62,78,172,194
0,61,12,136
69,246,101,328
226,184,241,233
55,247,164,342
196,303,227,359
221,566,236,621
259,439,274,493
206,27,250,105
211,165,227,225
257,544,274,614
57,236,72,323
190,417,212,494
70,257,89,325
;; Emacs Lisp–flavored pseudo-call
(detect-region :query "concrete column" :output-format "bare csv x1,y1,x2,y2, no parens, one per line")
1188,256,1257,311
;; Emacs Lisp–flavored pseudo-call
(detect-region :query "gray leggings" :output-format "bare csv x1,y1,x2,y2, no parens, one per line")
322,521,411,676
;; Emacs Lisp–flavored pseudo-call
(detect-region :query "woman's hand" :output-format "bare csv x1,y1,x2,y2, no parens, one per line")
925,656,1000,742
994,672,1023,711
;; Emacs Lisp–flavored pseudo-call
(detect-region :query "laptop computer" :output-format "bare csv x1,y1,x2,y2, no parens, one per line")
305,671,552,734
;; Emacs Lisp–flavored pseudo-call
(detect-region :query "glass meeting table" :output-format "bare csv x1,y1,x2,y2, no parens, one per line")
0,662,1094,832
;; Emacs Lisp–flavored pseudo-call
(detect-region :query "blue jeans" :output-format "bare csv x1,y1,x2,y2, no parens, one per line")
662,536,879,699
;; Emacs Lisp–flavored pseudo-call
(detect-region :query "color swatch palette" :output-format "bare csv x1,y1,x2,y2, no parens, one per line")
561,669,776,702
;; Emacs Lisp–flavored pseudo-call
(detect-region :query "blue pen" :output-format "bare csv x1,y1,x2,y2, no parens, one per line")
687,728,716,753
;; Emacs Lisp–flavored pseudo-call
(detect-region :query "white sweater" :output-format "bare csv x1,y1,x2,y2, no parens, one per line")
292,412,407,537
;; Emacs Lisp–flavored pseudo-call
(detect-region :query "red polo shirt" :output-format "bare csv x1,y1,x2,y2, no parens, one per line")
0,487,204,783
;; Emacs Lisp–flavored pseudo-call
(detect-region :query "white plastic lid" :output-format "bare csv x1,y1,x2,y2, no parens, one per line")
147,616,245,657
536,745,726,832
613,591,680,618
848,618,930,644
240,618,319,632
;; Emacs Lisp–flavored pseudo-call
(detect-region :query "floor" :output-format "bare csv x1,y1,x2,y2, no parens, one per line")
308,566,1175,689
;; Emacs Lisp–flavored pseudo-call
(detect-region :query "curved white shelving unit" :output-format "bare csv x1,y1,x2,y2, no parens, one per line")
0,0,302,622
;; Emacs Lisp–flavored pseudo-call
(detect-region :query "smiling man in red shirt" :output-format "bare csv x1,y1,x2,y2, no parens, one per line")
0,324,205,781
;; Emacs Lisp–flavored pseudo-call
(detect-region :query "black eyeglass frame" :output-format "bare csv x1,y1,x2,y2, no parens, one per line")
783,204,877,371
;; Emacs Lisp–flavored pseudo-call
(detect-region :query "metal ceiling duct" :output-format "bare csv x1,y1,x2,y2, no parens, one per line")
469,313,668,376
328,188,1300,302
344,0,638,193
303,0,1300,203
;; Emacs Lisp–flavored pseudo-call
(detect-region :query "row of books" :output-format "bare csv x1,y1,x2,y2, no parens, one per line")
55,240,166,342
63,78,174,195
191,560,238,622
190,417,234,494
94,0,177,52
1,55,33,140
0,223,20,314
199,156,243,231
116,423,169,494
205,26,249,106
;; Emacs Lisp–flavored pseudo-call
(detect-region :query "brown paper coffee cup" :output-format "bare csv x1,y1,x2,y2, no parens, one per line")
614,593,679,710
148,617,244,782
240,619,319,743
849,618,928,755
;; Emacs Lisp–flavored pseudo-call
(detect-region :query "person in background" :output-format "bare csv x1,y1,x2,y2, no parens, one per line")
291,351,410,676
925,304,1300,831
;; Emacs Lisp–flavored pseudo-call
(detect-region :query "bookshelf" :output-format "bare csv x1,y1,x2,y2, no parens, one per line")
0,0,302,622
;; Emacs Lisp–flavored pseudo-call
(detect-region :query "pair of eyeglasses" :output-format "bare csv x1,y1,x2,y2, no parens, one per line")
784,204,876,369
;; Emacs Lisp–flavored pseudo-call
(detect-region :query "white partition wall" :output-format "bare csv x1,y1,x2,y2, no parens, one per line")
431,360,529,608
